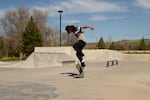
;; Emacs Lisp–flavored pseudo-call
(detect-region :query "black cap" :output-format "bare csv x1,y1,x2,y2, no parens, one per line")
65,25,76,34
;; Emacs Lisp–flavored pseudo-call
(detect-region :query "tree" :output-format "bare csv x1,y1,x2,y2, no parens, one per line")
138,37,147,50
109,42,115,50
0,7,29,57
149,43,150,50
32,9,53,46
0,36,4,58
21,16,43,56
0,7,51,57
97,37,106,49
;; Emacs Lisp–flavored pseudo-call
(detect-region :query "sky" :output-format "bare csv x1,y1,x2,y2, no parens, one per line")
0,0,150,42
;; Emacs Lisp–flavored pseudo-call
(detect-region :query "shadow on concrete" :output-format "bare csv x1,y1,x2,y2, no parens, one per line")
61,72,79,78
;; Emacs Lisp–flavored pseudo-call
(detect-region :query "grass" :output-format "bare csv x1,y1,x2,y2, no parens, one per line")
0,57,27,61
123,51,150,54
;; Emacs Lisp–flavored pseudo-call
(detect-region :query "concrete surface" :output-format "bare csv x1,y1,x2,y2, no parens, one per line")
0,48,150,100
2,47,150,68
0,60,150,100
0,81,58,100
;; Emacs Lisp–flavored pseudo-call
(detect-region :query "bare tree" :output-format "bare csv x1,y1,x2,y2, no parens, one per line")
0,7,29,56
0,7,53,57
32,9,53,46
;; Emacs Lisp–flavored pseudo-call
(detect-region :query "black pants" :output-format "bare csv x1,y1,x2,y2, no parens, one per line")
73,40,86,63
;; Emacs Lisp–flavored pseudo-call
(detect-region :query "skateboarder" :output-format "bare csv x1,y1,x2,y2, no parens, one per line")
65,25,94,69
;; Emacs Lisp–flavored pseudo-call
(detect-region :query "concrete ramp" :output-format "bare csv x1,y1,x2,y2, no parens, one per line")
19,49,150,68
1,48,150,68
22,47,78,68
84,49,123,62
34,53,76,67
122,53,150,62
84,49,150,62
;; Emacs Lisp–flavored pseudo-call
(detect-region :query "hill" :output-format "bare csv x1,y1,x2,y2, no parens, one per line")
85,39,150,50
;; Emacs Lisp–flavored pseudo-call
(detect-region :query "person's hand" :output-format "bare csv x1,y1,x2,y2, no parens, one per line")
90,26,94,30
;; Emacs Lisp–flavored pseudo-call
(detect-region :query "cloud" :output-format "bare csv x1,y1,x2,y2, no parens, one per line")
32,6,48,12
47,0,127,16
135,0,150,9
90,15,125,21
90,15,107,21
109,16,125,20
62,20,80,24
0,0,127,18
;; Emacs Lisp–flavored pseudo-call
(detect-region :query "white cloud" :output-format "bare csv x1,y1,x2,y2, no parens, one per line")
32,6,48,12
135,0,150,9
90,15,107,21
109,16,125,20
62,20,80,24
90,15,125,21
47,0,127,16
0,0,127,18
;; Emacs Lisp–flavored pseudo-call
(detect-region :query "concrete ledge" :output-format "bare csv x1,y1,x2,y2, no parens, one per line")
21,47,78,68
35,47,76,57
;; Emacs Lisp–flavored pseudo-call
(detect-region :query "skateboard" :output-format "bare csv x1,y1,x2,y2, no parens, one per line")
76,63,84,78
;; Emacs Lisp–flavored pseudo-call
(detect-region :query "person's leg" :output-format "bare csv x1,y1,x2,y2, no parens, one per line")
79,40,86,67
73,40,86,67
73,42,83,62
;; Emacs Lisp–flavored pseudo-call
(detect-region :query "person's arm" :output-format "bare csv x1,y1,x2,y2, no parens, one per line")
81,26,94,30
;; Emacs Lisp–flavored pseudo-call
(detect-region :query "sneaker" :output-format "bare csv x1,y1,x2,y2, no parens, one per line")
79,72,84,78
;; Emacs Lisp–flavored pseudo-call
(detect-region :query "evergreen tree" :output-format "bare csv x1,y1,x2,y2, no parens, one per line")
97,37,105,49
138,37,147,50
21,16,43,56
109,42,115,50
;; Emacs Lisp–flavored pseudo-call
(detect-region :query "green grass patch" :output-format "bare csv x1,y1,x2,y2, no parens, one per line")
0,57,27,61
124,51,150,54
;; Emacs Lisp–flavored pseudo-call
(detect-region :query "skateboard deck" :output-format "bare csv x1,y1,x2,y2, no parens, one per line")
76,63,84,78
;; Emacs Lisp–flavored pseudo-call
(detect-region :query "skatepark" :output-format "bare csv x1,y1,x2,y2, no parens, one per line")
0,47,150,100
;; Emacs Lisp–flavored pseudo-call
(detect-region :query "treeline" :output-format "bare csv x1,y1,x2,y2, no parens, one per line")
95,37,150,50
0,7,67,58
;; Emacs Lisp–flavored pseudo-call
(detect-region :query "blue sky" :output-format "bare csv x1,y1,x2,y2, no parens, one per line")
0,0,150,42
